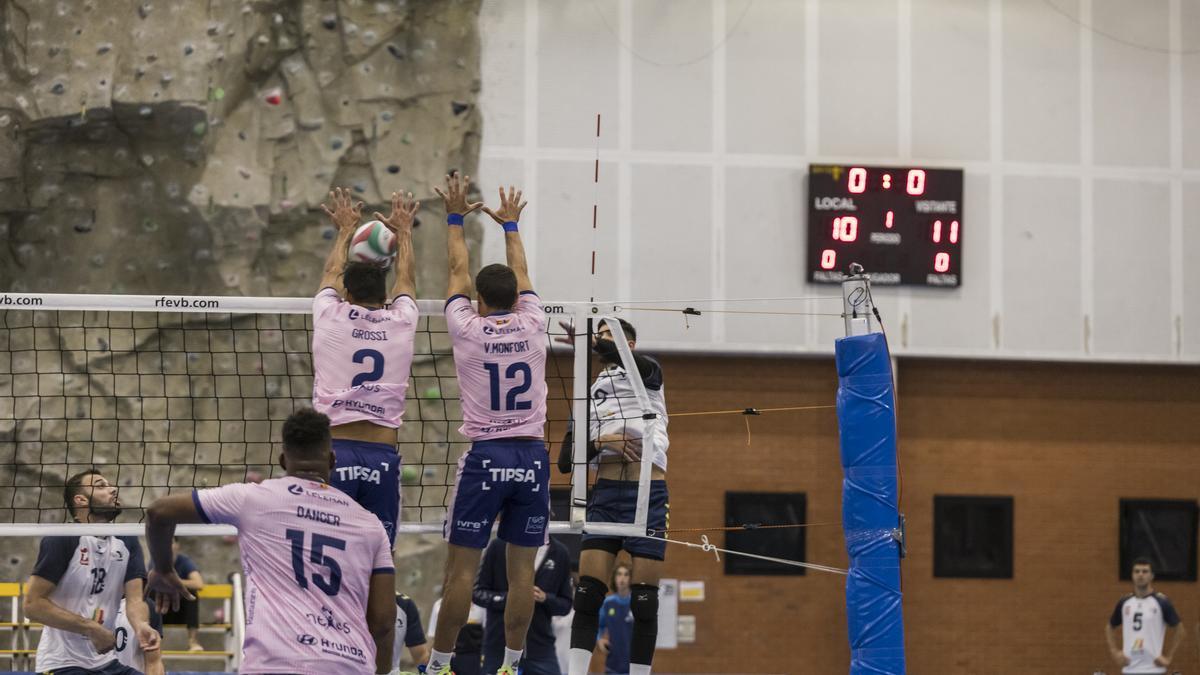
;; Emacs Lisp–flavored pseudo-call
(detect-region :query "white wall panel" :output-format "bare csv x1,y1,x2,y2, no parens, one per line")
1182,0,1200,169
629,165,712,344
1002,0,1080,163
817,0,899,157
631,1,713,153
1183,183,1200,357
479,0,526,147
1092,0,1170,167
725,0,807,156
1091,180,1171,356
1002,176,1082,353
911,0,990,160
537,0,620,149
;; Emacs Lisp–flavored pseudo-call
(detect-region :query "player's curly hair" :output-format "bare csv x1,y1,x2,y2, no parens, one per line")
343,261,388,306
282,408,332,459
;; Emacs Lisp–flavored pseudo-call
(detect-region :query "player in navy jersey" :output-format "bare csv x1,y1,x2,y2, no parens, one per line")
1107,557,1186,674
25,469,160,675
556,319,669,675
314,187,422,545
393,593,431,671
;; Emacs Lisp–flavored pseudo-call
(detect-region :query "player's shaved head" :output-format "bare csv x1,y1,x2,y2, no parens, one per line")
343,261,388,306
475,263,518,311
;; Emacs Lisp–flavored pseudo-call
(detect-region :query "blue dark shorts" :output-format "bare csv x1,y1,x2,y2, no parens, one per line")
582,479,670,560
330,438,401,545
445,439,551,548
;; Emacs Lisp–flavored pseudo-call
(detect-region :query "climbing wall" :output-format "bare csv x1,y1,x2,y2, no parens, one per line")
0,0,484,296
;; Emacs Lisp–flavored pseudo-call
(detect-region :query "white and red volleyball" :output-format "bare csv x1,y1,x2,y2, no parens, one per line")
348,220,396,265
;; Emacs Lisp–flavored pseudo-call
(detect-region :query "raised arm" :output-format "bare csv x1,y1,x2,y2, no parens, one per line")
373,190,419,300
482,185,531,292
145,493,202,613
434,173,483,299
319,187,364,294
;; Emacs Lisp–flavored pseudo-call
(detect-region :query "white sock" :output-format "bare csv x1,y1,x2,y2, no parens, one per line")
427,648,453,673
629,664,652,675
568,647,593,675
502,646,523,669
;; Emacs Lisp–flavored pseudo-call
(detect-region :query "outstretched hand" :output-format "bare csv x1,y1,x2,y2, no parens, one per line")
320,187,364,233
374,191,420,236
433,173,483,216
482,185,527,226
554,320,576,346
146,569,196,614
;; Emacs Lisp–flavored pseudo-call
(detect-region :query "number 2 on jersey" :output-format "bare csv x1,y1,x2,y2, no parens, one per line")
285,529,345,596
352,349,385,388
484,361,532,411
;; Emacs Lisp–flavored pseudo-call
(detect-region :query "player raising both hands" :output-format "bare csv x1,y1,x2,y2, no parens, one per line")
312,187,421,545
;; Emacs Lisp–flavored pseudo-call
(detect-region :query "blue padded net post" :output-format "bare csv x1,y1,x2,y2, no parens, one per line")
836,332,906,675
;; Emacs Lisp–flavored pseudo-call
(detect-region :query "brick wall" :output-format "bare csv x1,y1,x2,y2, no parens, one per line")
630,355,1200,675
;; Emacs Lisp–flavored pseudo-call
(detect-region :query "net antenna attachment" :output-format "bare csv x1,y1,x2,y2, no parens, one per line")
841,263,881,337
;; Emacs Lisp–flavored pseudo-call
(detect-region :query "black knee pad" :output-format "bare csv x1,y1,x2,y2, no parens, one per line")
629,584,660,666
630,583,659,623
572,575,608,616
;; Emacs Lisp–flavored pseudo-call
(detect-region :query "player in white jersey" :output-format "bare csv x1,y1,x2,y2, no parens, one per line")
144,408,397,675
25,469,160,675
113,600,165,675
1106,557,1185,674
313,187,422,545
556,318,670,675
425,174,550,675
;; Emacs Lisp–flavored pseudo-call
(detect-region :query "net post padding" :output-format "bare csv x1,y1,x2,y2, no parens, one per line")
835,332,906,675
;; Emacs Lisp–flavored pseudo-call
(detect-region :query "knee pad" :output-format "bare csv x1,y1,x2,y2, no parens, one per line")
572,575,608,616
630,583,659,623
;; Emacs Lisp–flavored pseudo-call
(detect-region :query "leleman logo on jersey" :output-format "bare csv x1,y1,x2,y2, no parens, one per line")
348,308,391,323
525,516,546,534
288,484,304,495
335,466,382,484
306,606,352,635
292,486,352,507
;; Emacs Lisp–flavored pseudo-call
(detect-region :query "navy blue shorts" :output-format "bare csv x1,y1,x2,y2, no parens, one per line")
582,479,670,560
445,439,551,548
330,438,401,545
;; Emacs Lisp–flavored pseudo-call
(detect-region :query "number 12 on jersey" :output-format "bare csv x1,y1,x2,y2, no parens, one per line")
484,361,532,411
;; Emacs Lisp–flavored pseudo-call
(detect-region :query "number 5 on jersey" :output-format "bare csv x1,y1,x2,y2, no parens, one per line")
484,361,532,411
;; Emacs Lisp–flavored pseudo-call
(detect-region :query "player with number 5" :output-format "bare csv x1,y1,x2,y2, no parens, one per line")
311,186,422,546
425,174,550,675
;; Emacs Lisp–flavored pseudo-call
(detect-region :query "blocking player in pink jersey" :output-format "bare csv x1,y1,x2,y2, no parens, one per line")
145,408,397,675
312,187,422,545
425,174,551,675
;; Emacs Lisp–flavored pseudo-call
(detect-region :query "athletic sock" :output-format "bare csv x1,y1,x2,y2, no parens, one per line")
568,647,593,675
630,664,652,675
427,649,453,673
502,646,523,671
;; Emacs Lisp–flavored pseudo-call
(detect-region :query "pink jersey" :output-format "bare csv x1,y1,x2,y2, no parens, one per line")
446,292,548,439
194,477,394,675
312,288,418,428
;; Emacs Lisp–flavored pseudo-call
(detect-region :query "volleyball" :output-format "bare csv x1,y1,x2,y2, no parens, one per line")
348,220,395,265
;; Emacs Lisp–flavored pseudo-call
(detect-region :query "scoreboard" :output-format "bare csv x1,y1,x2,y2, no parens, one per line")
807,164,964,287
